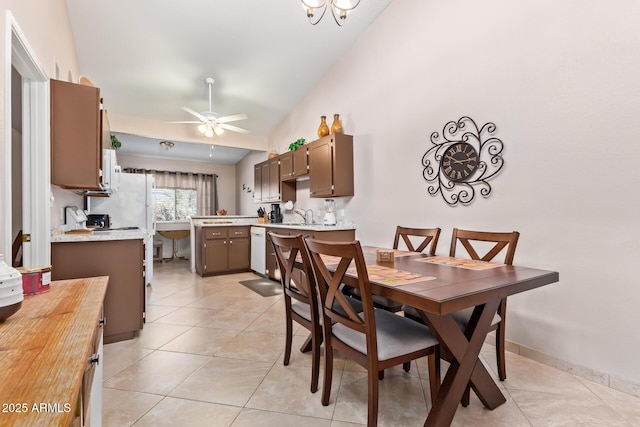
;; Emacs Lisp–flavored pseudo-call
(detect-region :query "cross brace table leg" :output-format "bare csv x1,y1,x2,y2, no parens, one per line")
420,299,506,427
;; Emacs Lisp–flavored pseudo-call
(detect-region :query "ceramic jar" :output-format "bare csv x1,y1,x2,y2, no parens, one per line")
331,114,343,134
0,254,23,322
317,116,329,138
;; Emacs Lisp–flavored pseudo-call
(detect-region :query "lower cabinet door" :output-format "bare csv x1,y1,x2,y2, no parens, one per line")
228,238,250,271
205,239,228,274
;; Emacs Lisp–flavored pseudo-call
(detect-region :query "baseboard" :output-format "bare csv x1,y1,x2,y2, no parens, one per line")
484,332,640,398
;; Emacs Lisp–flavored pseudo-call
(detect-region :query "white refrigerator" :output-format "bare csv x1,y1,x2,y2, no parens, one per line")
89,173,155,285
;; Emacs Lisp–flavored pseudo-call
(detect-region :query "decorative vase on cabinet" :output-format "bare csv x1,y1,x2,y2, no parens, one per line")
331,114,343,134
317,116,329,138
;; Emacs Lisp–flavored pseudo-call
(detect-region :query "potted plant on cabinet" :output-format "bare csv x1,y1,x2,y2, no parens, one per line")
288,137,306,151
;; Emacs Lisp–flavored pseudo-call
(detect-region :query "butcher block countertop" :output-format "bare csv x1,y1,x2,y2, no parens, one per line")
0,277,108,426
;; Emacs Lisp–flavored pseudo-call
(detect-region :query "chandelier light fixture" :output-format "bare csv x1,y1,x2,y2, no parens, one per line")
301,0,361,26
159,140,175,150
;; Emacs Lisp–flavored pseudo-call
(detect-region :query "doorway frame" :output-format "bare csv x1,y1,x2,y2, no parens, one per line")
2,11,49,267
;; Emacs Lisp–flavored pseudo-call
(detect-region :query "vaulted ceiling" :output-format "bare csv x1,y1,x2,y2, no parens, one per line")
66,0,391,163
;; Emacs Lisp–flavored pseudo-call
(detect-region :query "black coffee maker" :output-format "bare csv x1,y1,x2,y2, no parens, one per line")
269,203,283,223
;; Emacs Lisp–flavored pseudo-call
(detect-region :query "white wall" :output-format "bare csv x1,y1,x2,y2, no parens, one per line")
240,0,640,387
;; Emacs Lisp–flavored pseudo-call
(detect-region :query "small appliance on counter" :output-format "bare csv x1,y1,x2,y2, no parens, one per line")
65,206,89,230
323,199,337,226
0,254,23,322
269,203,283,223
86,214,110,229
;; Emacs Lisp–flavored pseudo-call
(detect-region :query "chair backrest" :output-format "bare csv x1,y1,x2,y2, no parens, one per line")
393,226,441,255
449,228,520,265
304,238,377,351
269,232,317,309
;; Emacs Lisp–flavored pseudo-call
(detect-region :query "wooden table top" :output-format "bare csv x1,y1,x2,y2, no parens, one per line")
0,277,108,426
345,248,559,316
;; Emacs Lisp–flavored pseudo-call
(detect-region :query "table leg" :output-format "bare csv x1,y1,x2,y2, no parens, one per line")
172,238,179,259
420,299,506,427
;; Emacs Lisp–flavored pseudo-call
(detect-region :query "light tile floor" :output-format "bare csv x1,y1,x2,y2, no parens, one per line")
102,260,640,426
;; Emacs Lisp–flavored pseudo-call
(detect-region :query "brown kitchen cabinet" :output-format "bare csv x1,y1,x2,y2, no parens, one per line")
50,79,110,190
253,163,262,202
280,147,309,181
253,158,296,202
195,226,251,276
309,133,354,198
265,227,355,280
51,238,145,344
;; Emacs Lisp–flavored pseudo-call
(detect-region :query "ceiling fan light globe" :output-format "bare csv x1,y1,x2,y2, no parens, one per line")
213,125,224,136
197,124,207,134
204,127,214,138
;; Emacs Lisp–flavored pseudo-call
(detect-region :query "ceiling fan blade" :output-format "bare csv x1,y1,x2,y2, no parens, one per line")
217,113,248,123
219,123,250,134
181,106,207,122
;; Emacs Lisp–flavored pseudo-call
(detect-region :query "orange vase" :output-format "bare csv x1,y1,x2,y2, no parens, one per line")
331,114,343,134
317,116,329,138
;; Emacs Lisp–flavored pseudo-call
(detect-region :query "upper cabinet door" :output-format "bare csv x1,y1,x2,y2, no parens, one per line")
50,79,101,190
309,134,353,198
280,151,294,181
293,147,309,177
254,163,262,202
309,136,334,197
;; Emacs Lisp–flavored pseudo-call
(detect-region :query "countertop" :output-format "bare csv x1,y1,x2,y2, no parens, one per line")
195,222,355,232
258,223,356,232
0,277,108,426
51,228,148,243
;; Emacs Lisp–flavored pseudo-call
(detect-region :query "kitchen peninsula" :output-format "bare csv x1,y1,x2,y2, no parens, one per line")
190,216,356,278
51,229,146,343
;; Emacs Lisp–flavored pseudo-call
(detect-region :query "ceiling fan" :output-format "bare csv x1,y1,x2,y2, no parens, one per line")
174,77,249,137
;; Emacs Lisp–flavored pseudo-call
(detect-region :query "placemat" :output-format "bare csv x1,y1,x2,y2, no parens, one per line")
347,264,435,286
416,256,503,270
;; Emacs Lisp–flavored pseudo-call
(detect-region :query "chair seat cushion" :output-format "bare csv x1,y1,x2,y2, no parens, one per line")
292,297,364,324
402,305,501,328
332,309,438,361
291,300,312,322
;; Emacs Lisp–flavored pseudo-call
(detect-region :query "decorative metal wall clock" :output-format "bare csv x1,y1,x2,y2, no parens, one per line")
421,116,504,206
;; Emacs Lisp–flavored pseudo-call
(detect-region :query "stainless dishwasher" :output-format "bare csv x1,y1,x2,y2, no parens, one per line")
250,226,266,276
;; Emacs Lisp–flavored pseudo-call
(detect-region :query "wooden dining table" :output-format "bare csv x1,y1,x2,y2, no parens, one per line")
319,246,559,427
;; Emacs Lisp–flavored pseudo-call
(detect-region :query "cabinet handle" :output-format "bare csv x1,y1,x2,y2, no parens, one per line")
224,241,227,244
230,240,233,244
89,355,100,365
99,318,106,327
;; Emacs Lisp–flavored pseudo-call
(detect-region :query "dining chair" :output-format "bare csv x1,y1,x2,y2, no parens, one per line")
403,227,519,403
269,232,322,393
350,226,442,314
305,237,441,427
393,226,441,255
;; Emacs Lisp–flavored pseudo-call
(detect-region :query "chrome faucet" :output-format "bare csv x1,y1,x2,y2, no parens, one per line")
305,209,314,225
293,209,306,223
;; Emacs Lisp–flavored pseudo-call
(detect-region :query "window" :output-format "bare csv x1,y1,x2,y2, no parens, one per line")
153,188,197,221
